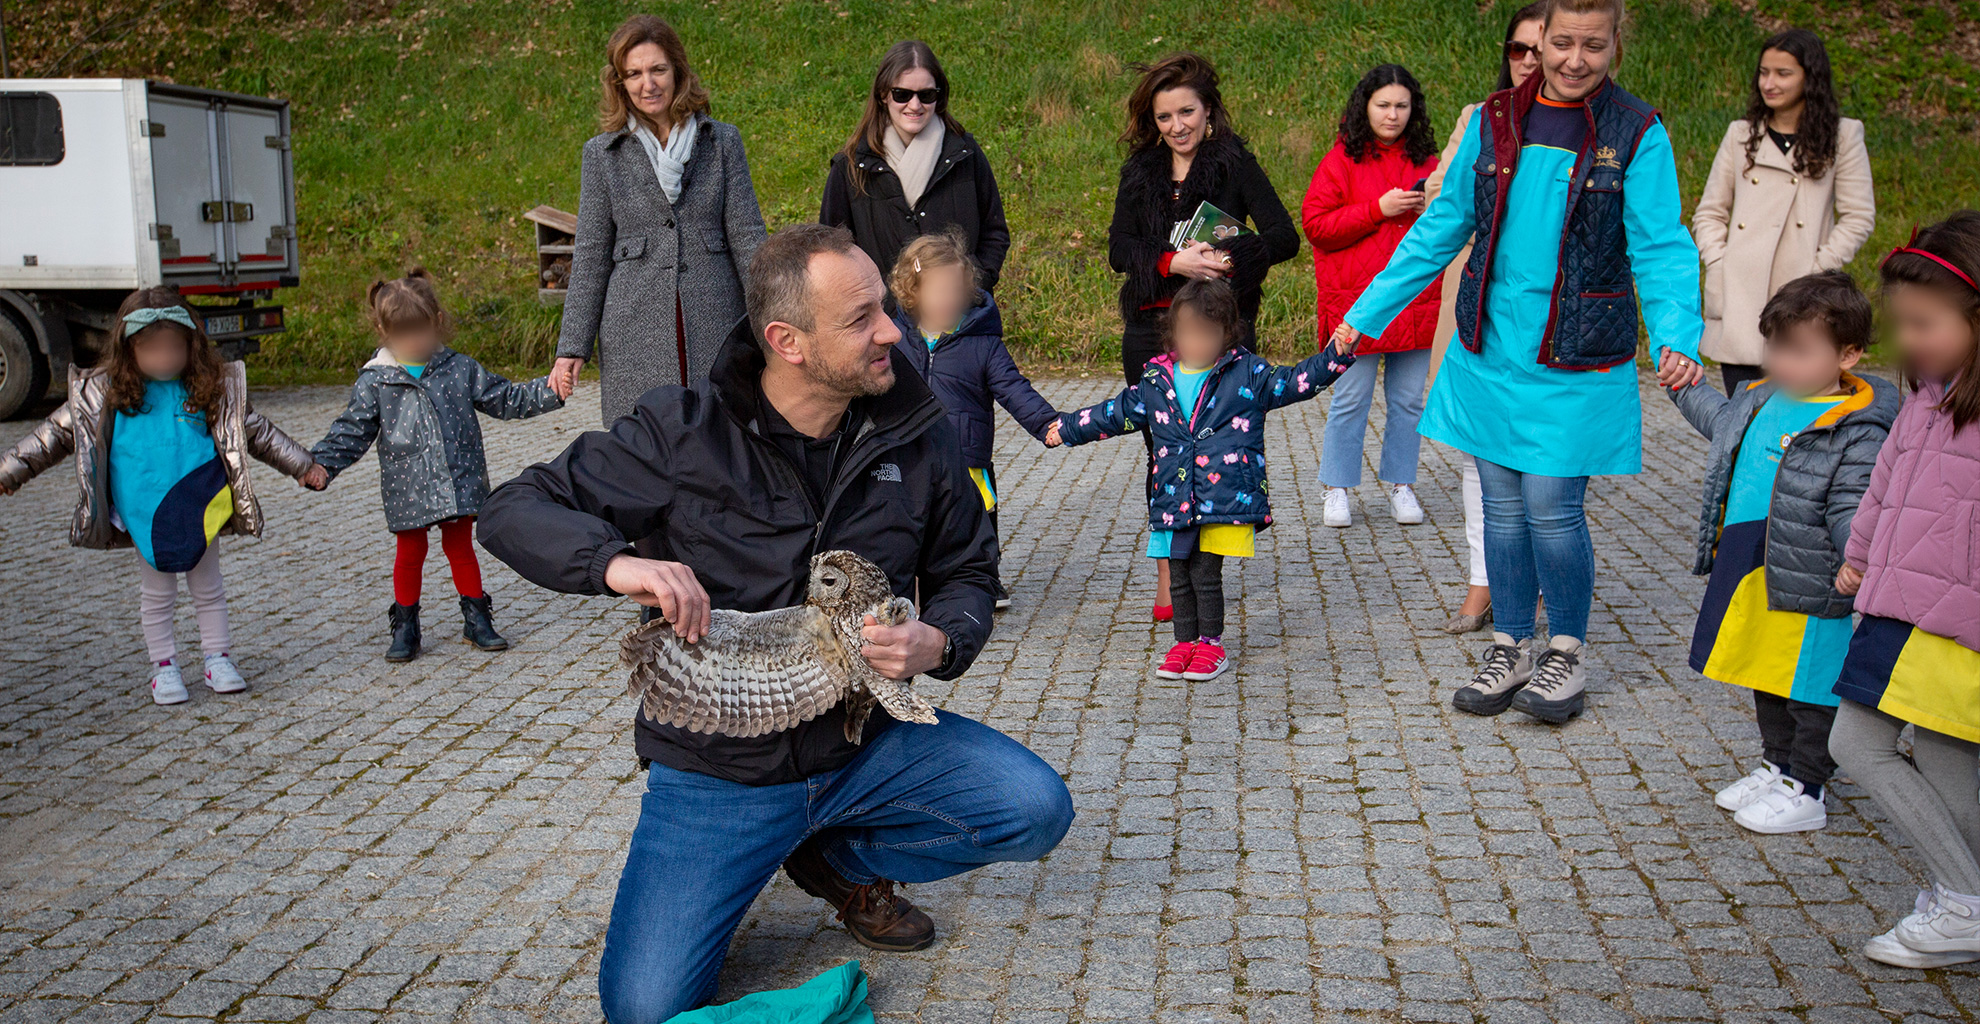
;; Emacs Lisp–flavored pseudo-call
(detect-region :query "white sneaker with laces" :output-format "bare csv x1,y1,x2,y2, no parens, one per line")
203,652,248,693
150,663,188,705
1895,885,1980,956
1732,776,1827,834
1389,484,1424,525
1323,487,1352,528
1715,762,1783,812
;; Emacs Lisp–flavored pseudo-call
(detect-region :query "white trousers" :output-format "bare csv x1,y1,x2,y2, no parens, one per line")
1462,456,1488,588
137,544,229,664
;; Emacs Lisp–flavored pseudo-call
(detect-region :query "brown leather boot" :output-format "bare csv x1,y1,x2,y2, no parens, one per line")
782,838,936,952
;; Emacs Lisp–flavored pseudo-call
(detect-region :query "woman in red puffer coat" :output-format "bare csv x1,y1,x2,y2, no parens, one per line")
1302,63,1441,529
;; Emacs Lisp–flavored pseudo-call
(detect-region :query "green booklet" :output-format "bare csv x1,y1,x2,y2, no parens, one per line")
1169,200,1252,250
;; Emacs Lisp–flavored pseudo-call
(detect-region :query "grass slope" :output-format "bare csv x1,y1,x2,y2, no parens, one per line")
11,0,1980,382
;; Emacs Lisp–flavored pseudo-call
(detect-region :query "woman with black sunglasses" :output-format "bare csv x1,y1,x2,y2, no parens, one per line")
821,40,1010,291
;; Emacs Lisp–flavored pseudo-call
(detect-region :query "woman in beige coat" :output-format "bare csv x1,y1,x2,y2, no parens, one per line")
1693,29,1874,393
1418,1,1545,634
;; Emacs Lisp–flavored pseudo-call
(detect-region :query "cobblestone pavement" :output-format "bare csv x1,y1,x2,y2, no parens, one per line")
1,371,1977,1024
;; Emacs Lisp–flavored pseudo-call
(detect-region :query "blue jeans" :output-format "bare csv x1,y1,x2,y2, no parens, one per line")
1474,458,1592,643
597,712,1074,1023
1318,348,1432,487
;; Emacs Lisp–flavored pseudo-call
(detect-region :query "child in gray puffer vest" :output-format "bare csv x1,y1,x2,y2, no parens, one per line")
311,269,566,662
1667,270,1897,836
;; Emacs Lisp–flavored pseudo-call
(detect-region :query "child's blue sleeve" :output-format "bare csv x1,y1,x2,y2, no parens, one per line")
1057,384,1146,446
1261,348,1356,411
311,377,382,480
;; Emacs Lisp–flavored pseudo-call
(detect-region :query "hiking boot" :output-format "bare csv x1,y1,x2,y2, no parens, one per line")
1183,640,1230,681
1156,641,1196,680
1452,632,1532,716
1733,776,1827,834
459,594,509,651
1714,762,1782,812
783,837,935,952
386,603,421,663
1511,635,1586,724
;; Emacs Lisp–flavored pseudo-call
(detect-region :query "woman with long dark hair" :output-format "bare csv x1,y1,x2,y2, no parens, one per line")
1108,52,1300,621
821,40,1009,289
1421,0,1547,634
1303,63,1441,530
552,15,768,423
1694,28,1875,393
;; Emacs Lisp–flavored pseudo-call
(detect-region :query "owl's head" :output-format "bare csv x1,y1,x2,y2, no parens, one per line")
807,549,891,610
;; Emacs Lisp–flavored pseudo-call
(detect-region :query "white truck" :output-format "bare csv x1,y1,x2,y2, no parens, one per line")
0,79,300,418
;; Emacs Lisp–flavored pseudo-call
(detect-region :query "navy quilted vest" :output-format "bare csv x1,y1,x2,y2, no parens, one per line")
1455,75,1661,369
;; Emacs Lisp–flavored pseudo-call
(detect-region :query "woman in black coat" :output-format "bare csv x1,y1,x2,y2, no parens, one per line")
1108,51,1300,618
820,40,1010,291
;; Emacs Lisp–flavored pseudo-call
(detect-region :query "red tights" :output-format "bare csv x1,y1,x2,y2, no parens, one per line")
392,516,483,606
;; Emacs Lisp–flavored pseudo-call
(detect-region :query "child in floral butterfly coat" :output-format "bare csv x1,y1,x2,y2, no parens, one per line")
1050,278,1353,680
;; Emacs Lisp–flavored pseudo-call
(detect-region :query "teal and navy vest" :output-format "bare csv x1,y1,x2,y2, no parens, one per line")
1455,74,1662,370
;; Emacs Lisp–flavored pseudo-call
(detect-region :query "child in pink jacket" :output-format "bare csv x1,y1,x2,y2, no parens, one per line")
1828,211,1980,970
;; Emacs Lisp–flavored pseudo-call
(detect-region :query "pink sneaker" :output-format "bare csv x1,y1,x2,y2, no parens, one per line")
1156,641,1196,679
1183,641,1230,681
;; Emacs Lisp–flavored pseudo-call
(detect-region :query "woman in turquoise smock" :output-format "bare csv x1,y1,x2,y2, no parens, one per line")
1335,0,1705,725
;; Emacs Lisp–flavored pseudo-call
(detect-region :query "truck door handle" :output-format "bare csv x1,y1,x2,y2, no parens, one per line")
201,201,255,223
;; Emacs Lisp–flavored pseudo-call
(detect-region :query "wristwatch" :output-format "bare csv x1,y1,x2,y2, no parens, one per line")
937,635,956,675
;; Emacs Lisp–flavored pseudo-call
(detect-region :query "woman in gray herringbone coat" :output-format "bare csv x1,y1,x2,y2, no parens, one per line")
551,15,768,424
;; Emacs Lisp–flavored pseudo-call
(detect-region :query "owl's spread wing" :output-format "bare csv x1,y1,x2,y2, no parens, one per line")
619,604,852,738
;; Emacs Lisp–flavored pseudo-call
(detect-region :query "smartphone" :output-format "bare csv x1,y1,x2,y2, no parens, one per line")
1410,177,1429,193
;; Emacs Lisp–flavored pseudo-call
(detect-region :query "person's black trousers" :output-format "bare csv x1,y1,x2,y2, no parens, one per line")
1168,551,1225,642
1721,362,1764,395
1754,690,1839,793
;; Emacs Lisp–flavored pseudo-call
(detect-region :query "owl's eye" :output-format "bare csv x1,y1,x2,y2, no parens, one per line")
823,576,840,587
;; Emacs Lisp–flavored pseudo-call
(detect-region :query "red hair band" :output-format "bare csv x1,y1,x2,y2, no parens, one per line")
1882,227,1979,293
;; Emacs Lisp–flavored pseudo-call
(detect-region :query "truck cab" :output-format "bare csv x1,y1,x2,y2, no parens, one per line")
0,79,299,417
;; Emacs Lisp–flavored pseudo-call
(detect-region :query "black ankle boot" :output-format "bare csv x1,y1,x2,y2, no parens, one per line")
386,602,421,662
459,594,509,651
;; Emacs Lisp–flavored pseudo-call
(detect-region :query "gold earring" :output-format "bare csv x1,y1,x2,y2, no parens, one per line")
1205,123,1214,139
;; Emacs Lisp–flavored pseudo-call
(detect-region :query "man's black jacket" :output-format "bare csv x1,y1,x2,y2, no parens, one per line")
479,321,999,785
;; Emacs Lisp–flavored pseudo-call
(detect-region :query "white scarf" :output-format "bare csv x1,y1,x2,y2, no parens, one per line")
632,114,700,205
882,118,945,208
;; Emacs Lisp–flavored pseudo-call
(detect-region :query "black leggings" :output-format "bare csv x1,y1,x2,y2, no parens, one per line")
1168,550,1225,642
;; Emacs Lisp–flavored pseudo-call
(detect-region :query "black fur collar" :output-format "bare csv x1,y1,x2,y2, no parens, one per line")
1118,133,1248,233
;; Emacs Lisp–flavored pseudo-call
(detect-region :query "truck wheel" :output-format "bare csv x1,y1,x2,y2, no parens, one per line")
0,311,49,420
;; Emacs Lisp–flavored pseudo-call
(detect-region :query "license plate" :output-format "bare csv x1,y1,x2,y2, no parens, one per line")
206,314,244,335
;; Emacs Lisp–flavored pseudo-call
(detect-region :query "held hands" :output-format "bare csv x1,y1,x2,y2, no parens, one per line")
549,357,586,401
1171,242,1233,282
1379,187,1428,219
604,554,712,642
1329,323,1363,357
299,464,329,491
1655,347,1705,390
1835,564,1864,597
861,613,948,680
1044,420,1064,447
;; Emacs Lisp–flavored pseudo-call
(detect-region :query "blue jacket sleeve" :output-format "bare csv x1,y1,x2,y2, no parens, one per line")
1625,123,1704,362
1057,384,1146,446
1261,348,1356,411
1345,108,1482,339
984,340,1059,442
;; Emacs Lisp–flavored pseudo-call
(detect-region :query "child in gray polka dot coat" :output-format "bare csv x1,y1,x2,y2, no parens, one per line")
310,269,566,662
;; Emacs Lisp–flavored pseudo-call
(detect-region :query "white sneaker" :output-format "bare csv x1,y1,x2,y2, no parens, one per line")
1732,777,1827,834
1323,487,1352,528
150,663,189,705
1389,484,1424,525
1895,885,1980,956
1863,926,1980,968
202,652,248,693
1714,762,1783,812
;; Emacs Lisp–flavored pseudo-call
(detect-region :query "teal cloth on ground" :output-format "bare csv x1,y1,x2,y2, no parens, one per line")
109,378,228,572
662,960,872,1024
1343,104,1703,478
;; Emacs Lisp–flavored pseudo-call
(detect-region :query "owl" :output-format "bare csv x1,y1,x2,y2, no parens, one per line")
618,550,940,743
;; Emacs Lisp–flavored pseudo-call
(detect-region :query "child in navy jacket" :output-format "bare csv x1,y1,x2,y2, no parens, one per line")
891,229,1060,609
1050,278,1354,680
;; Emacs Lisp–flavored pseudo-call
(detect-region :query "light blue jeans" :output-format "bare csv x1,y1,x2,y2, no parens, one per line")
596,712,1074,1023
1317,348,1432,487
1474,458,1592,643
